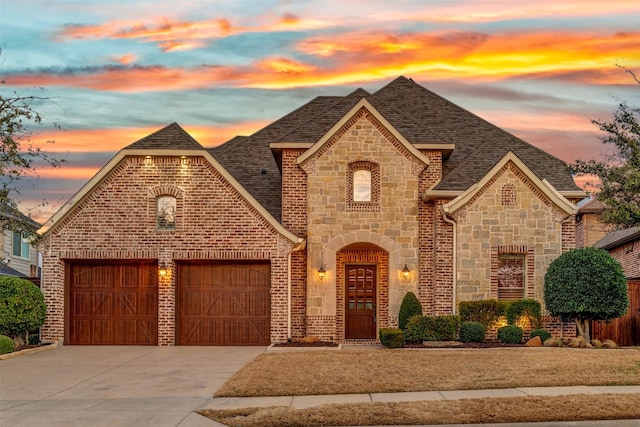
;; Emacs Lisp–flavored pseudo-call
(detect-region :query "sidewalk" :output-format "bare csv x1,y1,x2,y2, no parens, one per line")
203,385,640,410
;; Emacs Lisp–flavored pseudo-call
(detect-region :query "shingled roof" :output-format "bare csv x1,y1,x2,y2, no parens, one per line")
210,76,582,220
125,122,203,150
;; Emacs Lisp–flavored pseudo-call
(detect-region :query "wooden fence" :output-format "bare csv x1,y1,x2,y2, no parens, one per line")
592,280,640,346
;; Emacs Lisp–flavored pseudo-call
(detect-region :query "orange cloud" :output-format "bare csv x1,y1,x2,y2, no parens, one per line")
56,14,330,52
9,29,640,92
30,121,270,154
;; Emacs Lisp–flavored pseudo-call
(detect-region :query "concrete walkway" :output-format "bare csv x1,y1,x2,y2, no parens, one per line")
205,385,640,411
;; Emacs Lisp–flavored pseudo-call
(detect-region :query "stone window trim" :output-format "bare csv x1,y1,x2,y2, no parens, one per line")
346,161,380,212
490,245,535,300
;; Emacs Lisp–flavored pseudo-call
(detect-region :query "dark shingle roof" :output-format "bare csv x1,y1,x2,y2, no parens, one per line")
209,76,582,220
0,264,28,278
125,122,203,150
594,226,640,250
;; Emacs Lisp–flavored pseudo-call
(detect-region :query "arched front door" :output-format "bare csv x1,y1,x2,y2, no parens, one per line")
345,264,377,339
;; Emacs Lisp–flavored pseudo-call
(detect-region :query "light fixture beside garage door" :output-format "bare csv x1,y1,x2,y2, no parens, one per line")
158,261,169,277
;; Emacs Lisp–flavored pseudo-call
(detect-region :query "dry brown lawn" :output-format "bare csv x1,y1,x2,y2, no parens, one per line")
216,347,640,397
200,394,640,427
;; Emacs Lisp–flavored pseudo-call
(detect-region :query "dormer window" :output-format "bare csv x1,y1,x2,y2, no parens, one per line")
347,161,380,212
353,170,371,202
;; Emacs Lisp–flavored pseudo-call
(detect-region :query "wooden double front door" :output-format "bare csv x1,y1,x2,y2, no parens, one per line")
345,265,377,339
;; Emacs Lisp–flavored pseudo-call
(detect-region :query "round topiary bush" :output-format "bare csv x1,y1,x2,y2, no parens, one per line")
544,247,628,341
498,325,523,344
0,276,47,347
398,291,422,330
0,334,15,354
529,329,551,343
459,321,485,342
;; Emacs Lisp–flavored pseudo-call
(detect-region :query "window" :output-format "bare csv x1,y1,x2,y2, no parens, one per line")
347,161,380,212
157,196,176,230
353,170,371,202
12,232,30,258
497,254,525,300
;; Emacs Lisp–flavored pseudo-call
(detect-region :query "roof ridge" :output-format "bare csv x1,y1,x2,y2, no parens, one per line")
125,122,203,150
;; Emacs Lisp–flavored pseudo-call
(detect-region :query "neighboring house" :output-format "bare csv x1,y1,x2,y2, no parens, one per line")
592,226,640,346
1,208,41,281
575,198,611,248
38,77,585,346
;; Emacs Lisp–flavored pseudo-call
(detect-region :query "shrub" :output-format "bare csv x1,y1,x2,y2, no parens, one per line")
497,325,523,344
379,328,404,348
505,299,542,328
458,300,505,329
529,329,551,343
543,337,561,347
0,277,47,347
0,335,15,354
459,321,485,342
544,247,628,341
405,315,460,342
398,292,422,330
601,339,617,349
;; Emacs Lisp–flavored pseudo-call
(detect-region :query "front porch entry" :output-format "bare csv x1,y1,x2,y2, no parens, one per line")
345,264,377,339
336,243,389,342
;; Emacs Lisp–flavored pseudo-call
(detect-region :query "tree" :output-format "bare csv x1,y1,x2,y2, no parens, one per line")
569,70,640,229
544,247,628,342
1,51,64,238
0,276,46,347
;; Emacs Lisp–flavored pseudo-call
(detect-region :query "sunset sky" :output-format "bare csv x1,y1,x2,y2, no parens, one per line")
1,0,639,223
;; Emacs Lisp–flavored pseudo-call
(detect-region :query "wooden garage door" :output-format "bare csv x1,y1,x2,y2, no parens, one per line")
177,262,270,345
68,262,158,345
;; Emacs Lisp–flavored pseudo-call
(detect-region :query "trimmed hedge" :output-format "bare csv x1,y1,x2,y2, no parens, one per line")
529,328,551,343
0,335,15,354
405,315,460,342
459,321,486,342
379,328,404,348
458,300,504,329
398,292,422,330
505,299,542,328
498,325,523,344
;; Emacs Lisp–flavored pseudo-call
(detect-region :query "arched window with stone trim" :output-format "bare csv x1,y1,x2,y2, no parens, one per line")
347,161,380,212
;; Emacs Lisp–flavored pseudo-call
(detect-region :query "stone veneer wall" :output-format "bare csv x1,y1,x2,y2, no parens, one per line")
450,162,574,306
299,109,432,338
40,155,296,345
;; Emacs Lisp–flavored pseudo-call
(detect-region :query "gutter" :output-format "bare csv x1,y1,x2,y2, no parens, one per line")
441,209,457,314
287,239,306,341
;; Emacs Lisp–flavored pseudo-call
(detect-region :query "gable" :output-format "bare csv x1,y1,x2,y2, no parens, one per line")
438,151,577,216
39,147,302,245
296,99,430,168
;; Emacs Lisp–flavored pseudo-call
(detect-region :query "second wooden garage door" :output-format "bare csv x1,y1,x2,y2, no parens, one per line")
177,262,271,345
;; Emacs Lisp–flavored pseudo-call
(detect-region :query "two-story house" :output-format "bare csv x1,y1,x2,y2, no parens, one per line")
38,77,585,346
1,207,41,281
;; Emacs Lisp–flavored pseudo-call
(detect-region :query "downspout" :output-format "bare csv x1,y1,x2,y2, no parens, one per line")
557,213,576,340
288,240,306,341
441,209,457,315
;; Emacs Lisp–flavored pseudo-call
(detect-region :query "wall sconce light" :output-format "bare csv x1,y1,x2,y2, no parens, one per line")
402,264,410,282
318,266,326,282
158,261,169,277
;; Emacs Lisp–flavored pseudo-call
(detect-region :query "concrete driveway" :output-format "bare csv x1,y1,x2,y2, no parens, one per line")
0,345,266,426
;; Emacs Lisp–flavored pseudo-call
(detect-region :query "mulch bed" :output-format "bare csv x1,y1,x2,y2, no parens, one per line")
273,340,524,348
273,341,339,347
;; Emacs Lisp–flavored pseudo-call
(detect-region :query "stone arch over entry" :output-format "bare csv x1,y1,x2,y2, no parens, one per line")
325,232,403,341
